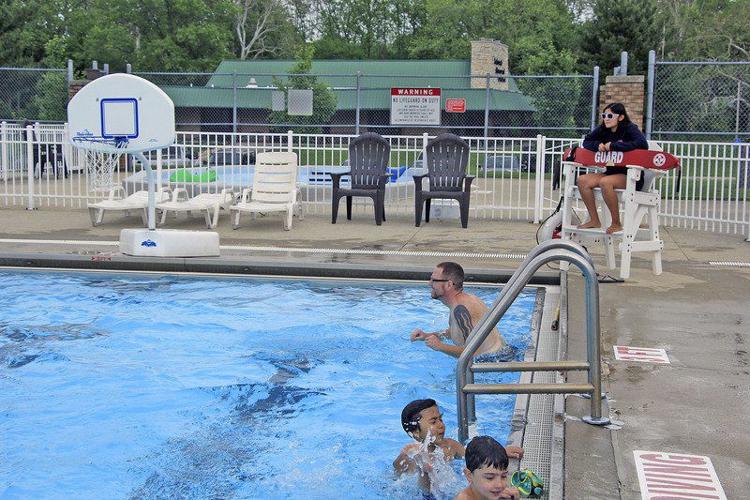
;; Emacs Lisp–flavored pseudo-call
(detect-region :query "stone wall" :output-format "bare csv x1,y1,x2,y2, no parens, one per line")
598,75,645,129
470,40,509,91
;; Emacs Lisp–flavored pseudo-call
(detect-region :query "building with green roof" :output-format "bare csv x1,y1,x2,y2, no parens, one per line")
157,40,536,135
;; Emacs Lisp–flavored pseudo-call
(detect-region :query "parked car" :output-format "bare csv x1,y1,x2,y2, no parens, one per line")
203,147,256,167
481,155,523,173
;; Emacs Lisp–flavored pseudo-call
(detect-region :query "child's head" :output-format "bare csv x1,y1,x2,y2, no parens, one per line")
401,399,445,442
463,436,510,499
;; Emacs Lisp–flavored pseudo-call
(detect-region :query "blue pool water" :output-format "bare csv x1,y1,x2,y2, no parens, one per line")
0,271,537,499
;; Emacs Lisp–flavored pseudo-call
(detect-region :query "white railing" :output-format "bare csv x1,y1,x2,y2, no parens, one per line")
1,121,749,238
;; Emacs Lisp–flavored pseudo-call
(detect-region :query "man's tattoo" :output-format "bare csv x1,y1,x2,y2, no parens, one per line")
454,305,473,342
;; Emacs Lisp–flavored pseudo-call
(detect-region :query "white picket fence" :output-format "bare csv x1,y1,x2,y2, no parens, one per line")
1,121,749,238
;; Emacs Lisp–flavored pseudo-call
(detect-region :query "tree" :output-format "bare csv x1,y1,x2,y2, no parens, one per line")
268,46,337,133
234,0,300,60
580,0,663,74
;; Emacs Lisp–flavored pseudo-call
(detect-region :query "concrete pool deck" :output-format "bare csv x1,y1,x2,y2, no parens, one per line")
1,206,749,499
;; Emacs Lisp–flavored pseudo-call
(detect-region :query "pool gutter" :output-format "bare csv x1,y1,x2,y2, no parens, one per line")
0,252,560,285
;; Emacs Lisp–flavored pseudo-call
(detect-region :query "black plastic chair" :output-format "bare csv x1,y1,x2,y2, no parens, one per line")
329,133,391,225
414,133,474,228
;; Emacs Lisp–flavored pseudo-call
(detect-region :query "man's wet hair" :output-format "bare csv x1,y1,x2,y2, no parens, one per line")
437,262,464,290
465,436,509,472
401,398,437,435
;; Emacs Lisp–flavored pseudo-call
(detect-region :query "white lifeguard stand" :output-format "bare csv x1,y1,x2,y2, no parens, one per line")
68,73,220,257
560,141,668,279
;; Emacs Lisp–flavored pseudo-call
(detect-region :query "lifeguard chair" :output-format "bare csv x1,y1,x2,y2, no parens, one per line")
560,141,674,279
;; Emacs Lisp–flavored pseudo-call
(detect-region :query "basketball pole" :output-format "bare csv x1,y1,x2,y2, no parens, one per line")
134,152,157,231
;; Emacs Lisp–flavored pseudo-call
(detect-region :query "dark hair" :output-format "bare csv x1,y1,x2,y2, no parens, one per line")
401,399,437,435
465,436,509,472
436,262,464,290
601,102,632,127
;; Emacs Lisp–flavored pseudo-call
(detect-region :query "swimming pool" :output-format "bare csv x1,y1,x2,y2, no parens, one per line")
0,271,538,499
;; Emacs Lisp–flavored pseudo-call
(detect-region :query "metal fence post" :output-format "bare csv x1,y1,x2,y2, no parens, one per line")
103,63,109,75
232,72,238,134
619,51,628,75
590,66,600,130
25,124,35,210
355,71,361,135
422,132,429,164
126,63,132,74
646,50,656,139
533,134,544,223
484,73,491,140
1,121,7,183
735,80,742,140
67,60,73,85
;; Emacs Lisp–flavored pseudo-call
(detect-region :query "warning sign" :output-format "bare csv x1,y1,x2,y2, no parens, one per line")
634,451,727,500
613,345,670,364
390,88,441,126
445,98,466,113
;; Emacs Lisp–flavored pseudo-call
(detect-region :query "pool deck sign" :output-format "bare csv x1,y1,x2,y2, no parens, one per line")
634,450,727,500
614,345,670,364
390,88,441,125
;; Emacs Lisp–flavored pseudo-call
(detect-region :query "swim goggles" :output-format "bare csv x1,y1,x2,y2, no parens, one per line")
510,468,544,497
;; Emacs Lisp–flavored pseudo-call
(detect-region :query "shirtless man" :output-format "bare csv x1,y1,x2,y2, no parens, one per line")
410,262,505,358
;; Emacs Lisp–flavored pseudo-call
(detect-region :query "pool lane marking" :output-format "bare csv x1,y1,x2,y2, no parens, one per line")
0,239,527,260
633,451,727,500
613,346,670,364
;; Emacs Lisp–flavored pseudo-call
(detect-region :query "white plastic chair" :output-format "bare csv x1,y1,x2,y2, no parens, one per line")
230,152,301,230
561,141,667,279
88,186,171,227
157,188,235,229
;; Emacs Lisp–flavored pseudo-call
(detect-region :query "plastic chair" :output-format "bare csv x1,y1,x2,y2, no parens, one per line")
414,133,474,228
330,133,391,225
231,152,301,230
88,186,171,226
157,188,235,229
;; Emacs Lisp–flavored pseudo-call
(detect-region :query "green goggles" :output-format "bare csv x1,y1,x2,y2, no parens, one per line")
510,469,544,497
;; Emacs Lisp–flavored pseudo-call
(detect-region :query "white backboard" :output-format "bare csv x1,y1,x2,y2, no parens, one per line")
67,73,175,153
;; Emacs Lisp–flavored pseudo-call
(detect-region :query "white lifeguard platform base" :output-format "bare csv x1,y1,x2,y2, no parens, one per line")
119,229,219,257
68,73,221,258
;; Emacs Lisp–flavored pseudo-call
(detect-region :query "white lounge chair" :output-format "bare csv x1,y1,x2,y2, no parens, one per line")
88,186,172,227
561,141,667,279
230,152,301,230
157,188,235,229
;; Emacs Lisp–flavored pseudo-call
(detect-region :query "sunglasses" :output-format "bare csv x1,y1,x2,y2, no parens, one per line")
601,112,619,119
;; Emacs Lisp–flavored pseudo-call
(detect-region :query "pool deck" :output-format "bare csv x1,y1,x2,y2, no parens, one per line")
1,206,749,499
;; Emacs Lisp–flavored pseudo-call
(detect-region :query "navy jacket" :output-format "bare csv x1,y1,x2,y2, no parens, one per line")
582,122,648,152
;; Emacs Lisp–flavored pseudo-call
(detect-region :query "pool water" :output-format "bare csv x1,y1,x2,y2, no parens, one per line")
0,271,537,499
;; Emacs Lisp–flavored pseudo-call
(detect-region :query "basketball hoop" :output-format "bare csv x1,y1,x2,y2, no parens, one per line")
72,135,129,193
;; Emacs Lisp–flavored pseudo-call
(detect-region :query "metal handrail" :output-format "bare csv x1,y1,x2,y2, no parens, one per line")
460,240,594,425
456,241,610,442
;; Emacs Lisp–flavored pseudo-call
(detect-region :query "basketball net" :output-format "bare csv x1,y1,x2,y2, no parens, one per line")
73,137,129,194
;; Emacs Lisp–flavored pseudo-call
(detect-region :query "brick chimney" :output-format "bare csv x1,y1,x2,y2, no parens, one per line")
470,40,509,91
599,75,646,130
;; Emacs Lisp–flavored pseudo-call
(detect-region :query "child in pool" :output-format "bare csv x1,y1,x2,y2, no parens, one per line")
455,436,520,500
394,399,523,497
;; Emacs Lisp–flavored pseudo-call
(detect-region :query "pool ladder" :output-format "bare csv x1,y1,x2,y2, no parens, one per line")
456,240,610,442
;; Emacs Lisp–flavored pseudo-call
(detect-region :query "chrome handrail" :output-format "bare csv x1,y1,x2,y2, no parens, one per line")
456,241,609,442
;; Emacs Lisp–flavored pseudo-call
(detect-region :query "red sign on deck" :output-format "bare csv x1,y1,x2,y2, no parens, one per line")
634,451,727,499
445,98,466,113
614,345,670,364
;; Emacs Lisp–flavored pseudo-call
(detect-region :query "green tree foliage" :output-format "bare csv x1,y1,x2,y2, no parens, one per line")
268,46,337,133
580,0,663,74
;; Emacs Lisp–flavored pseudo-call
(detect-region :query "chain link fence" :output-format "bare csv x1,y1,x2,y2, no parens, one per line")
2,65,597,137
647,57,750,142
0,67,68,123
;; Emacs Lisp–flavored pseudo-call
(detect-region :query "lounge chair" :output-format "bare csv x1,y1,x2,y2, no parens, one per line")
88,186,171,227
330,132,391,225
157,188,235,229
414,133,474,228
230,152,301,230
